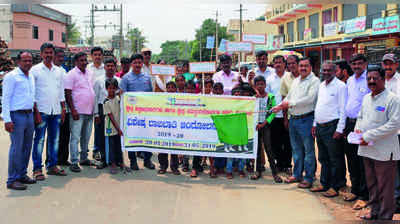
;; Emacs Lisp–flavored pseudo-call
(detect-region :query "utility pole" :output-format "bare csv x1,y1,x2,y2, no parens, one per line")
215,10,218,62
119,3,123,59
90,4,94,47
235,4,247,62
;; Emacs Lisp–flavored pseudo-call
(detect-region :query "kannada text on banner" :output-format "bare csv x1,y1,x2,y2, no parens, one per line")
121,92,259,158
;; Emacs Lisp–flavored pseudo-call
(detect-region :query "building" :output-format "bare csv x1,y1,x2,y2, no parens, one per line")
0,4,70,58
266,4,400,74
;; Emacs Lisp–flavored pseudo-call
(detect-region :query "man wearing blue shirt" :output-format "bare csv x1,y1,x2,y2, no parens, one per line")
2,52,37,190
121,53,155,171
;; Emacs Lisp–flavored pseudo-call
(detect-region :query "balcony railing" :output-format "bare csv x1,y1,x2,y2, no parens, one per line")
366,8,400,29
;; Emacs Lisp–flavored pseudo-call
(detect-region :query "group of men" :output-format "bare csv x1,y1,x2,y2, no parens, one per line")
2,40,400,220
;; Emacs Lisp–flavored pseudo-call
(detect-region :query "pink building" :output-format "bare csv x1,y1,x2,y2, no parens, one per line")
5,4,70,53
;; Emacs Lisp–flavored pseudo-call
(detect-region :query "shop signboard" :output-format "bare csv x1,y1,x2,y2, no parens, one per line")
345,16,366,34
372,15,400,35
324,22,337,36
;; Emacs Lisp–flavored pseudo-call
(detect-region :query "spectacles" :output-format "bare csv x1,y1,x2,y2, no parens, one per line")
367,76,382,81
143,51,151,56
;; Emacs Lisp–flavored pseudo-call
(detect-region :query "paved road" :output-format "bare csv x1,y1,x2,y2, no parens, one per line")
0,121,334,223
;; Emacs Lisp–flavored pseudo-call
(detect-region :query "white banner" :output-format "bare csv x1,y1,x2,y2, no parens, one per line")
151,64,176,76
243,34,266,44
189,62,216,74
226,41,253,53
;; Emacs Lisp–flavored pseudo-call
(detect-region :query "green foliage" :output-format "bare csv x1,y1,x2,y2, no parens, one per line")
126,27,147,53
190,18,234,62
156,40,191,64
67,21,81,45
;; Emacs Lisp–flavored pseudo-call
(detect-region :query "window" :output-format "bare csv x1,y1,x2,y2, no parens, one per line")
32,25,38,39
297,17,305,41
342,4,358,21
62,32,66,43
49,29,53,41
367,4,386,16
333,7,338,22
322,9,332,25
287,21,294,42
366,4,386,28
309,13,320,39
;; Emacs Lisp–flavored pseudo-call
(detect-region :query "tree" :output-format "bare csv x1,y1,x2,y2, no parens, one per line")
156,40,191,64
190,18,234,62
126,27,147,53
67,21,81,45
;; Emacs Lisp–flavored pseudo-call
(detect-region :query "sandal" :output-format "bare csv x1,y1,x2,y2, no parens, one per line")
353,199,368,210
360,213,378,220
110,166,118,174
33,170,45,181
273,175,283,183
190,169,198,178
209,170,217,178
343,192,358,202
47,166,67,176
250,172,262,180
158,169,166,174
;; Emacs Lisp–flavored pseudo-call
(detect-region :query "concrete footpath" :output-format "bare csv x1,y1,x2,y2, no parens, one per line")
0,120,346,223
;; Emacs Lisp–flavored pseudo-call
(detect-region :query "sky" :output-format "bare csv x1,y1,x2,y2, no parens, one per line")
49,1,268,53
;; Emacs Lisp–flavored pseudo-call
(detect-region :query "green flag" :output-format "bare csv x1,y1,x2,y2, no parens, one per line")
211,113,248,145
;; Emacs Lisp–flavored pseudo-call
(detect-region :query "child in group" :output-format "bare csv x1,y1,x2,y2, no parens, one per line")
225,87,247,179
103,78,131,174
209,82,226,177
175,74,186,93
251,76,282,183
182,80,197,173
158,81,181,175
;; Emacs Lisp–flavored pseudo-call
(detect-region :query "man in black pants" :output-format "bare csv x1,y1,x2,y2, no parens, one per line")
54,48,70,166
266,55,292,175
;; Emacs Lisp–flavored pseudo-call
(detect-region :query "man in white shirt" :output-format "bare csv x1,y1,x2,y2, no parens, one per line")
310,61,346,197
93,58,121,169
255,50,274,80
141,47,166,92
272,57,320,189
213,54,239,95
355,66,400,220
88,47,105,161
266,55,292,175
31,43,67,180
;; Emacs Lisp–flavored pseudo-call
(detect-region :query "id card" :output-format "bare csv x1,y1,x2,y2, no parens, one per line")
106,128,112,134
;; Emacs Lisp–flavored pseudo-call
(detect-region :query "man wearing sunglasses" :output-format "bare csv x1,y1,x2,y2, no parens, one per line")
141,48,166,92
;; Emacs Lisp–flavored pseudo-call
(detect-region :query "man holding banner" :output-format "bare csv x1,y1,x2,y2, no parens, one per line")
121,53,155,170
212,55,239,95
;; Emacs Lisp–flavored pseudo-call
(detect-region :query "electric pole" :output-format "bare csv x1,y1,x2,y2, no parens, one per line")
215,10,218,61
235,4,247,62
90,4,94,47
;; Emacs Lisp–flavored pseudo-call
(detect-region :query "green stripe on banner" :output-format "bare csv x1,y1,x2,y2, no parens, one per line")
211,113,248,146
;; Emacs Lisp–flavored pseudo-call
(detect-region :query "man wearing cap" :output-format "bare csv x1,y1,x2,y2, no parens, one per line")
382,53,400,213
141,48,166,92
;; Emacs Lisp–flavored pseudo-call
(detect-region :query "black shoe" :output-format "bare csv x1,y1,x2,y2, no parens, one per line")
96,161,107,169
70,164,81,173
130,162,139,171
7,181,27,190
143,160,155,170
19,176,37,184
